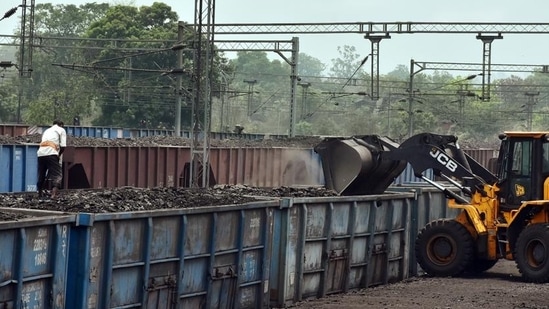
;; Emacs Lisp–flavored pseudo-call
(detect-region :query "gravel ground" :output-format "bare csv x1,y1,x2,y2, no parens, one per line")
290,259,549,309
0,185,337,213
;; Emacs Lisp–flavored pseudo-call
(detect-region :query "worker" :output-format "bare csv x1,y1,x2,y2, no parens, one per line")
37,120,67,199
234,124,244,134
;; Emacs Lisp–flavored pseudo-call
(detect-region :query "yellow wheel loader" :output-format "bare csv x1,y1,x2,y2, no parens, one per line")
314,132,549,282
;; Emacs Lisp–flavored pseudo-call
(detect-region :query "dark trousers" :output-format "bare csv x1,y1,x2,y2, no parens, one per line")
37,155,62,191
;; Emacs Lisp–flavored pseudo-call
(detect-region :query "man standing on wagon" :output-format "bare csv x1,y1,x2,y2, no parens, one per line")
37,120,67,199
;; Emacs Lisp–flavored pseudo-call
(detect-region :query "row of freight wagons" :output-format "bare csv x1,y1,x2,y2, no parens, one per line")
0,124,286,140
0,185,459,309
0,144,498,194
1,144,325,193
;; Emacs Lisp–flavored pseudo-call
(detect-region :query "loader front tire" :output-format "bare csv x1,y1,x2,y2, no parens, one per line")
515,223,549,283
415,219,475,277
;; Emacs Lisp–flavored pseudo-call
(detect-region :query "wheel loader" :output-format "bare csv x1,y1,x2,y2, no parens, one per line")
314,132,549,282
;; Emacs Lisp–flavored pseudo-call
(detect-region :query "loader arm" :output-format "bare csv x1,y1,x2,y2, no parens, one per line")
315,133,499,197
381,133,498,201
384,133,498,183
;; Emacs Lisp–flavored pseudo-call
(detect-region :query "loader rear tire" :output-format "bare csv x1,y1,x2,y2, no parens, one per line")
465,258,498,275
515,223,549,283
415,219,475,277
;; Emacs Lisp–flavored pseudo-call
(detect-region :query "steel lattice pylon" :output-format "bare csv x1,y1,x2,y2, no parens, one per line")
189,0,215,188
18,0,34,78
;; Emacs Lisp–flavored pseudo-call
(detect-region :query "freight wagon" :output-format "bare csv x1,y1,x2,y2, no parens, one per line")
0,185,455,308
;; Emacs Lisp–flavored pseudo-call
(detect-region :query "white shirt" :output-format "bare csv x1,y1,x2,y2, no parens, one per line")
37,124,67,157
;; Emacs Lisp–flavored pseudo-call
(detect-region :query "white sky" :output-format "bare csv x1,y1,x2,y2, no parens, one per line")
2,0,549,74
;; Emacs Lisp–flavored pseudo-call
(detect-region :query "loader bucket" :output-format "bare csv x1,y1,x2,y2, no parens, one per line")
314,136,407,195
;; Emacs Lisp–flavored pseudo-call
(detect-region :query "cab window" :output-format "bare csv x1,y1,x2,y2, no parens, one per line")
543,142,549,173
511,140,531,177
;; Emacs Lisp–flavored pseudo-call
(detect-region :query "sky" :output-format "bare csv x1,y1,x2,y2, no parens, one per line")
2,0,549,75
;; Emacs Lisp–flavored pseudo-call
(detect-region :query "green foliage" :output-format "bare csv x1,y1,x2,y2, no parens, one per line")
0,78,18,122
295,121,314,135
330,45,365,79
34,3,110,36
224,51,292,133
82,3,183,128
299,54,326,77
7,2,211,128
23,92,57,124
13,2,111,125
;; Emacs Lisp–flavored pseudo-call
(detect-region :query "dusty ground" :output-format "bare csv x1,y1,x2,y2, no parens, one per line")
291,259,549,309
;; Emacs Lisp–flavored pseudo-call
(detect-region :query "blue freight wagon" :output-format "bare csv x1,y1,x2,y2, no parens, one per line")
0,144,39,193
66,200,279,309
0,186,457,308
0,212,74,309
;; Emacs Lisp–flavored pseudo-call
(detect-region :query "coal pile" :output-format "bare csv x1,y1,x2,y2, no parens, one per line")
0,134,324,148
0,185,338,213
0,211,33,221
219,185,337,198
0,134,35,144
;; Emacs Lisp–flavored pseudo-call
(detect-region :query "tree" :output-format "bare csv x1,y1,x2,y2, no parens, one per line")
33,3,110,36
81,3,232,129
385,64,410,81
298,53,326,77
15,3,111,125
82,3,182,128
225,51,292,133
0,77,18,122
329,45,365,79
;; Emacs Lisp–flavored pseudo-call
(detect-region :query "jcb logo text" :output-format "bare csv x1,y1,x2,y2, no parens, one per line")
430,149,458,172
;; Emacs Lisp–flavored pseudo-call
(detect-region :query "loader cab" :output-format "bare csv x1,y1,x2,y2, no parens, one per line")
496,132,549,208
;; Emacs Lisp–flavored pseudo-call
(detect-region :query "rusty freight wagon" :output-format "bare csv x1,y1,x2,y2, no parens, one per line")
61,145,324,190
